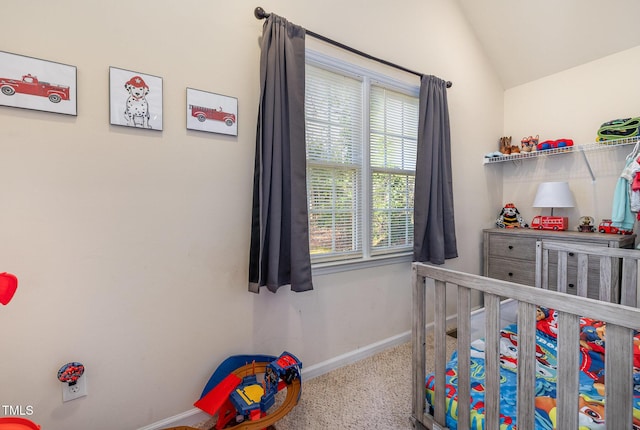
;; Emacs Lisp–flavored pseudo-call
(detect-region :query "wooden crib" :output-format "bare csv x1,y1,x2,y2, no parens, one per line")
411,240,640,430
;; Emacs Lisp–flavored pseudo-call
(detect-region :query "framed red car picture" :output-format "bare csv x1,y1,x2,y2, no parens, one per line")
0,50,77,116
186,87,238,136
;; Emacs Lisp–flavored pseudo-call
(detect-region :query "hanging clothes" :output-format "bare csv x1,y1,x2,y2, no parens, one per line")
612,143,640,230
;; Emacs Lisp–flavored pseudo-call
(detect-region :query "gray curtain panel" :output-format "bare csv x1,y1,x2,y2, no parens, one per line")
413,75,458,264
248,14,313,293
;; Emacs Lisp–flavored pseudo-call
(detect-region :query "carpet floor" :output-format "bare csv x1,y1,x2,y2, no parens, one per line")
195,333,456,430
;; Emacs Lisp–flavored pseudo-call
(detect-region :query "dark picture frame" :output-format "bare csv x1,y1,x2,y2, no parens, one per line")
0,50,77,116
186,87,238,136
109,66,163,131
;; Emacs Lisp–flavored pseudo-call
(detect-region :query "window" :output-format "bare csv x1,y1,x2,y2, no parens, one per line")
305,51,419,265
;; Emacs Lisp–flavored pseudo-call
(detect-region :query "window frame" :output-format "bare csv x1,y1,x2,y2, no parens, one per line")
305,49,419,274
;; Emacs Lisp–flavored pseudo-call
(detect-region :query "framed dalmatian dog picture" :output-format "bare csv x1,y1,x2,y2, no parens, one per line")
109,67,163,131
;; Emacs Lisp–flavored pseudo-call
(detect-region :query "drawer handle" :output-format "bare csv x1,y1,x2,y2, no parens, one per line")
508,245,513,250
508,272,513,277
568,283,575,288
569,252,575,257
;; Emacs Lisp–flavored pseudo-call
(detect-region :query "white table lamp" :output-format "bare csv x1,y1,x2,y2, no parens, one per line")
532,181,576,215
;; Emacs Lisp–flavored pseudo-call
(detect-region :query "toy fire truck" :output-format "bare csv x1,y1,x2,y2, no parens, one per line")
530,216,569,231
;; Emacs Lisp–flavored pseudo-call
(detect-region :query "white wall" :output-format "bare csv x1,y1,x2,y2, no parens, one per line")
502,45,640,227
0,1,503,428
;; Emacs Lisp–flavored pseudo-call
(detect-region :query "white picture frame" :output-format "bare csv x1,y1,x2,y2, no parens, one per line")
109,66,163,131
186,88,238,136
0,50,77,116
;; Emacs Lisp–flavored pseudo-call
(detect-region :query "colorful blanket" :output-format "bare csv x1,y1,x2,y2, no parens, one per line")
425,307,640,429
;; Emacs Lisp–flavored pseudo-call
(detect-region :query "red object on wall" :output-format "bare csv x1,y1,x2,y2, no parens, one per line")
0,272,18,305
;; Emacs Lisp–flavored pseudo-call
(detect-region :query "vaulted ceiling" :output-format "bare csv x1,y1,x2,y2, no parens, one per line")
456,0,640,89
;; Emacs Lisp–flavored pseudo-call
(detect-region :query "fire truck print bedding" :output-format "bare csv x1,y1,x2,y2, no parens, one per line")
425,308,640,429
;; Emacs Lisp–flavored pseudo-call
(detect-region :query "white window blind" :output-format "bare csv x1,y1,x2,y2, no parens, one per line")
305,59,418,264
369,86,418,254
306,65,363,261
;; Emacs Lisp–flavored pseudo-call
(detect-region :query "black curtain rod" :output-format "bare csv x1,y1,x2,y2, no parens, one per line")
254,7,452,88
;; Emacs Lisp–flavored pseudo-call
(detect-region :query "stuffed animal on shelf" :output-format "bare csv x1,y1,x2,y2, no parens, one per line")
499,136,512,155
496,203,529,228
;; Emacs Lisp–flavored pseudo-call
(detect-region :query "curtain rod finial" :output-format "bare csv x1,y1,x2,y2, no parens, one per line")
254,7,269,20
446,81,452,88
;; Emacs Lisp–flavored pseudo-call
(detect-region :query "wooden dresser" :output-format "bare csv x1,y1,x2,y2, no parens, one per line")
483,228,636,301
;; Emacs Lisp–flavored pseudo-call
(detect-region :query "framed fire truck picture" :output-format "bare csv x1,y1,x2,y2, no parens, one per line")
0,50,77,116
186,88,238,136
109,66,163,131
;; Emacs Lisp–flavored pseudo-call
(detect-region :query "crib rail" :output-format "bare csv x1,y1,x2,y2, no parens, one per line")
536,240,639,306
411,260,640,430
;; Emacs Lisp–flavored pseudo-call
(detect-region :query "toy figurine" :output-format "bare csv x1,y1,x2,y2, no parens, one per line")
577,216,595,232
496,203,528,228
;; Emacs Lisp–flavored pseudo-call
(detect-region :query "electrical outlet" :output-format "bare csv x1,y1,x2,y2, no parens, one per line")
62,374,87,402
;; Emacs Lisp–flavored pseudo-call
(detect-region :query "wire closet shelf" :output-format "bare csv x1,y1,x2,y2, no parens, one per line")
483,136,640,165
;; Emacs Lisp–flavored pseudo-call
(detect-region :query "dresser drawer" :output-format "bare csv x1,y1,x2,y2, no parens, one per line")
487,257,536,286
487,234,537,260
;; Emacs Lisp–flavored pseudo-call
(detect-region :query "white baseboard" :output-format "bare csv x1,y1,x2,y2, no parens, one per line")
138,324,451,429
137,407,208,430
300,330,412,380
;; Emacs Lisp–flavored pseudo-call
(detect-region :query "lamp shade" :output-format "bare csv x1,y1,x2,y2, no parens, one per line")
532,182,576,208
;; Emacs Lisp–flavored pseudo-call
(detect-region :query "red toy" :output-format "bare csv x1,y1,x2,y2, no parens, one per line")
598,219,633,235
530,216,569,231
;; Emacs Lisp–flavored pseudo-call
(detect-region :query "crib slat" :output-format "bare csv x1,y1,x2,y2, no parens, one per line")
620,258,638,307
456,287,471,429
576,253,589,297
484,293,500,428
434,279,447,425
535,242,550,290
599,256,613,302
556,312,580,430
516,301,536,429
557,250,568,294
604,324,634,429
535,240,543,289
411,268,426,424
